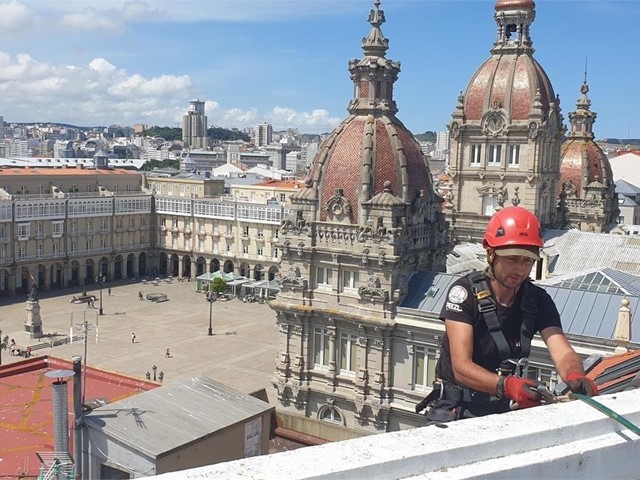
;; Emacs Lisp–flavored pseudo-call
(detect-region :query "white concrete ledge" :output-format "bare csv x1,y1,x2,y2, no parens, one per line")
151,390,640,480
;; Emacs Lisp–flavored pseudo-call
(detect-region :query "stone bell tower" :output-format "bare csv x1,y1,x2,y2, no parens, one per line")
270,0,449,439
446,0,564,242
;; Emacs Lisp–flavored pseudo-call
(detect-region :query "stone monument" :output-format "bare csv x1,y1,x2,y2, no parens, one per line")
25,282,43,338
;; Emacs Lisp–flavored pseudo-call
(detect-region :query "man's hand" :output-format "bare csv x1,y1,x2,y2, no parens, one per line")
504,375,542,408
565,372,599,397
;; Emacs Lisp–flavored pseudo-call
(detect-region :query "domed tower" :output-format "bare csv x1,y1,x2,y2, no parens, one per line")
446,0,564,242
558,80,619,232
271,1,449,437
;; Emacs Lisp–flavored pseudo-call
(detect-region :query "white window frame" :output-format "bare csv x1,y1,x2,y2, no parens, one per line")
483,195,499,216
488,144,502,166
342,270,359,293
316,266,333,290
414,346,438,392
18,223,30,240
470,144,482,165
338,333,357,376
508,144,520,167
313,328,331,371
52,221,63,238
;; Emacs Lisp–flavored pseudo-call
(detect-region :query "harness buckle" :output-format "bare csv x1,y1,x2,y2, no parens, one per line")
477,302,497,314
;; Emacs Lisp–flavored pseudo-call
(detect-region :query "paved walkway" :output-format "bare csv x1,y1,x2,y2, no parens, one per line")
0,279,279,399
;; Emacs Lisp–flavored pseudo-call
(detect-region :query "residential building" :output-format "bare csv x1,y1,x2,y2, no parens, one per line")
255,123,273,147
613,178,640,227
182,100,207,149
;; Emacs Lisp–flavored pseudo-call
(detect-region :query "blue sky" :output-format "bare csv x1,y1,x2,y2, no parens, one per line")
0,0,638,138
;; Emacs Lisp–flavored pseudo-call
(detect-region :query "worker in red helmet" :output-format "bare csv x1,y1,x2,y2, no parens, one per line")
417,206,598,423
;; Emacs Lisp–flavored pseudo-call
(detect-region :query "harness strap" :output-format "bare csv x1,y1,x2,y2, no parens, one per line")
466,271,539,363
467,271,511,362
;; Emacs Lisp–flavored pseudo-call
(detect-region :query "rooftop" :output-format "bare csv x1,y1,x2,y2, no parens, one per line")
0,356,157,478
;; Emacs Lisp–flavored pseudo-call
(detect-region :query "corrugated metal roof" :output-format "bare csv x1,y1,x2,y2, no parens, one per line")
543,229,640,276
401,271,640,343
83,375,273,457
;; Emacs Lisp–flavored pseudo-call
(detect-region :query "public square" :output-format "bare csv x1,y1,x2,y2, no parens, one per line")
0,279,280,398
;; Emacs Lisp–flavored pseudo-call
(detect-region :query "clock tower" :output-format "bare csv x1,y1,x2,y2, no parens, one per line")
445,0,564,242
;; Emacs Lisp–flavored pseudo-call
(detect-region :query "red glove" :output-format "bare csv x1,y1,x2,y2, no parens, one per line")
566,372,599,397
504,375,542,409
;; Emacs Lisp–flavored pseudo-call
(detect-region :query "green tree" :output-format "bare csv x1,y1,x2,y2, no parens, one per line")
211,277,227,294
142,159,180,171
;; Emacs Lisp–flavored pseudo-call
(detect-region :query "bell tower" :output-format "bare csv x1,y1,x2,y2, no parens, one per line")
446,0,563,242
270,0,449,439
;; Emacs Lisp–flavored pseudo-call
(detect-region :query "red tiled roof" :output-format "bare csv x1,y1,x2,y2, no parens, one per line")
254,179,304,189
0,356,157,478
588,349,640,393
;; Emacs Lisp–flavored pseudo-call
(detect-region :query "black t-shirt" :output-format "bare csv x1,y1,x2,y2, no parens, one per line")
436,274,562,387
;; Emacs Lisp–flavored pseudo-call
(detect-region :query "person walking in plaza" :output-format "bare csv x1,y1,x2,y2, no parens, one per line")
108,287,112,296
165,346,171,358
418,207,598,424
131,332,136,343
138,291,144,300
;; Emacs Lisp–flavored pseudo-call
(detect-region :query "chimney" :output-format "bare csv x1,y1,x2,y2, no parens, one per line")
45,369,75,455
72,355,83,479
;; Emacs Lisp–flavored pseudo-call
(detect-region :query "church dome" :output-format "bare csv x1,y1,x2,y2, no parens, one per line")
303,0,433,224
495,0,535,11
463,0,556,123
464,55,555,122
560,81,613,195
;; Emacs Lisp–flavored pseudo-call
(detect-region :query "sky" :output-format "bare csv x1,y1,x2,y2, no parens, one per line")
0,0,638,138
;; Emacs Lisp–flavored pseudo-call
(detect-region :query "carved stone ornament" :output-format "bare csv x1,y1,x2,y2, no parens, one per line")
325,188,352,220
281,210,310,235
449,121,460,139
528,121,539,140
281,266,307,291
358,276,389,302
484,113,504,136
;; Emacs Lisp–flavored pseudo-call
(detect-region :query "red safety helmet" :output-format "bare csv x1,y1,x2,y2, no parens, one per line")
483,206,544,249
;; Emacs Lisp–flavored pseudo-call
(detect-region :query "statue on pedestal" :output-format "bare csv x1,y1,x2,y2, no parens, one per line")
25,281,43,338
27,282,38,302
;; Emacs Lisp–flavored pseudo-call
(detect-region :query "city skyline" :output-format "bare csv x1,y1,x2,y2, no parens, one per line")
0,0,638,137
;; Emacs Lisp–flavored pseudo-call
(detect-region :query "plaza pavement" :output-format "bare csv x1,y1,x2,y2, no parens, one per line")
0,279,280,400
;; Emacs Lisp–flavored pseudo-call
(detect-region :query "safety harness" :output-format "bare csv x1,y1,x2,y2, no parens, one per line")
466,271,538,373
416,272,540,413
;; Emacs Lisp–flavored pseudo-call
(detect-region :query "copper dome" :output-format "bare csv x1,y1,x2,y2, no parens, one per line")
560,140,613,196
495,0,535,10
464,55,555,121
304,0,433,224
311,116,430,223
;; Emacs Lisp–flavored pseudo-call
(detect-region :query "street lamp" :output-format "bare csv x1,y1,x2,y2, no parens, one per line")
206,292,214,336
97,275,105,315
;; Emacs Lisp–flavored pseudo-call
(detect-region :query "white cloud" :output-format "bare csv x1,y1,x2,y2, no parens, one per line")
0,1,37,33
267,106,341,132
0,52,194,126
0,51,340,132
58,8,123,31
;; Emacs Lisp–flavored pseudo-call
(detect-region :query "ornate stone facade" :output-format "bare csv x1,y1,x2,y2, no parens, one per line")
557,80,619,232
270,1,450,439
446,0,564,242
